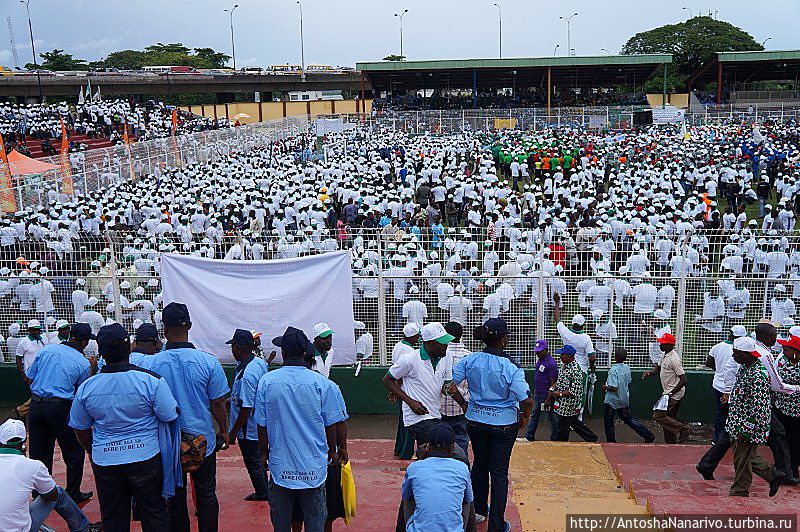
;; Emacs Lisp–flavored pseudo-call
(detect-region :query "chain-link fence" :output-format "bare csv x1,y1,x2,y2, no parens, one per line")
2,226,800,370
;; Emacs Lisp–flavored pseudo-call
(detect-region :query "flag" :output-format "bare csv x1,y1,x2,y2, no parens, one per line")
59,117,74,195
78,86,85,105
170,109,181,167
0,134,18,213
171,108,178,136
681,120,689,141
94,86,101,102
86,79,92,101
123,117,136,182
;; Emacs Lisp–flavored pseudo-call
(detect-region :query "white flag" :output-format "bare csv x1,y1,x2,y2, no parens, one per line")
77,86,85,105
93,87,101,102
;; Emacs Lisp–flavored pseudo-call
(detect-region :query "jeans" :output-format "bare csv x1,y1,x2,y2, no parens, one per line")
28,397,86,499
268,478,326,532
167,452,219,532
524,393,557,441
239,439,269,498
92,453,169,532
467,420,517,532
442,414,469,456
712,389,729,445
603,404,654,443
29,486,91,532
407,418,440,458
554,413,599,442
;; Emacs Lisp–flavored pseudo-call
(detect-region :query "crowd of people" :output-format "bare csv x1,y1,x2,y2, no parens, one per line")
0,99,233,158
0,110,799,529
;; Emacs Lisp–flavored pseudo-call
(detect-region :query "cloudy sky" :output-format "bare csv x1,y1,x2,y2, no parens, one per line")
1,0,797,68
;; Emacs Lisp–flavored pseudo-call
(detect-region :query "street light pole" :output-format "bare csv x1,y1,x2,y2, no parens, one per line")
553,44,560,56
558,12,578,56
394,9,408,59
297,1,305,80
681,6,693,18
493,3,502,59
761,37,772,49
224,4,239,70
20,0,42,101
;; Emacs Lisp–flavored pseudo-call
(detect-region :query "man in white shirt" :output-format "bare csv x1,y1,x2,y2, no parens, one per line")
391,323,421,460
706,325,746,444
0,419,98,532
384,322,464,456
309,322,335,378
16,319,47,385
403,298,428,328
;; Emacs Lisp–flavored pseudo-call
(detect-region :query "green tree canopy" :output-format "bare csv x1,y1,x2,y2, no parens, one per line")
622,16,763,76
26,49,88,71
95,43,230,70
383,54,406,62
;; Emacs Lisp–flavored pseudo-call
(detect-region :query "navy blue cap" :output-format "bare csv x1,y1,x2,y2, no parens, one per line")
162,302,191,327
134,323,159,343
97,323,129,349
483,317,508,336
226,328,256,348
429,422,456,447
272,326,309,358
555,344,577,356
70,322,96,340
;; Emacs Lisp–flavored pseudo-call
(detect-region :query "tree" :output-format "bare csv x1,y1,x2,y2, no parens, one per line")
26,49,87,71
100,50,149,70
144,43,192,55
622,16,763,77
193,48,231,69
383,54,406,62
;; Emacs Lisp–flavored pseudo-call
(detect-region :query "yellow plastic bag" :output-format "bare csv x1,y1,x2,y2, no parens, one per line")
340,460,357,525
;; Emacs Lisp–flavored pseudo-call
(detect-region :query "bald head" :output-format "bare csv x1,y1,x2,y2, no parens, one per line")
755,322,777,348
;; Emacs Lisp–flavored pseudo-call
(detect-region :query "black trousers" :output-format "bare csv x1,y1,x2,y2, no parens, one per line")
92,454,169,532
777,410,800,477
467,421,517,532
238,438,269,498
28,397,86,498
698,408,792,477
167,452,219,532
554,413,599,442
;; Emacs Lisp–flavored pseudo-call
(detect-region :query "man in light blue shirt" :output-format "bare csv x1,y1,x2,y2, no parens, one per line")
602,348,655,443
139,302,230,532
401,423,473,532
70,323,179,531
255,326,348,532
227,328,270,502
26,322,94,503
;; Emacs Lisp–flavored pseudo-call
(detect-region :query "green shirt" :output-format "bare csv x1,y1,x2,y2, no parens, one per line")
726,362,771,445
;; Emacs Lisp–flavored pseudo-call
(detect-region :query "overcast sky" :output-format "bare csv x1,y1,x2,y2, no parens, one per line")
1,0,797,68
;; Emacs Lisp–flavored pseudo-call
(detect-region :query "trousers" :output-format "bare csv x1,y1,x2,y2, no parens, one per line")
167,452,219,532
730,439,774,496
28,398,86,499
652,398,690,444
467,420,517,532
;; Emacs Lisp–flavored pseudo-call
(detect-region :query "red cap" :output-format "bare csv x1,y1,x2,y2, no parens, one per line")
777,336,800,352
658,333,676,345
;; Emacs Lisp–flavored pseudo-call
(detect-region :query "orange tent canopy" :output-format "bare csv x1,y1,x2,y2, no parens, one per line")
6,150,59,176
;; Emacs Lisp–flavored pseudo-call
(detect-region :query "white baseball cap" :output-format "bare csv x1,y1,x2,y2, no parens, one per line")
730,325,747,338
733,336,760,356
27,319,41,329
312,322,333,339
421,322,455,344
56,319,70,330
0,419,26,445
403,323,421,337
572,314,586,326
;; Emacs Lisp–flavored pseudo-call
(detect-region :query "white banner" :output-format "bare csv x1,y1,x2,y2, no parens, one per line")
160,251,356,364
652,106,685,125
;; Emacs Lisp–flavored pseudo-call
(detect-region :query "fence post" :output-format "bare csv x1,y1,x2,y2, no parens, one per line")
674,235,690,356
376,232,388,366
106,230,124,324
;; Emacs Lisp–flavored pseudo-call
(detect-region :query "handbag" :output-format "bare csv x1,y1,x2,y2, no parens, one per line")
180,432,207,473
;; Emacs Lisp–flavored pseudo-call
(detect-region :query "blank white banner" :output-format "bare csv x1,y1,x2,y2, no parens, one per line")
160,251,356,364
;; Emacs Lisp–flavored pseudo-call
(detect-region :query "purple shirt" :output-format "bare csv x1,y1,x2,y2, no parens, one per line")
534,354,559,397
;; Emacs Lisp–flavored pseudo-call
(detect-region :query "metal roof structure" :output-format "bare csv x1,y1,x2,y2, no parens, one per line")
355,55,672,92
688,50,800,100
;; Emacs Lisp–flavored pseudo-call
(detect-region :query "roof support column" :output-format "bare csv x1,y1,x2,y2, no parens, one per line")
662,63,667,108
473,69,477,109
547,66,552,117
717,62,723,105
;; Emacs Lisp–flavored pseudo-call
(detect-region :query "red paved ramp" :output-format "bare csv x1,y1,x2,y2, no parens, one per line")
46,439,521,531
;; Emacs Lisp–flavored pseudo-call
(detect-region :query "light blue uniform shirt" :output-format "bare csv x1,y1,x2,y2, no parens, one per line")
27,343,91,400
139,344,230,458
604,362,631,409
97,350,147,371
402,456,473,532
452,351,531,426
69,364,179,466
254,363,348,489
229,357,269,441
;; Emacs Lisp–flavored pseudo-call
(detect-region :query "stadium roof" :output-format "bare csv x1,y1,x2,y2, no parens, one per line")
356,55,672,92
688,50,800,90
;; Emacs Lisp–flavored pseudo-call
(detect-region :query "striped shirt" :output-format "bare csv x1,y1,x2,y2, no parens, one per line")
441,342,470,417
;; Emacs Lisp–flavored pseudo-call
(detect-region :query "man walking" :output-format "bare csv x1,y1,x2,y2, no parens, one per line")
26,323,94,503
227,329,270,502
547,345,598,442
706,325,746,444
643,333,690,444
139,302,230,532
524,339,558,441
255,326,348,532
726,336,781,497
603,349,655,443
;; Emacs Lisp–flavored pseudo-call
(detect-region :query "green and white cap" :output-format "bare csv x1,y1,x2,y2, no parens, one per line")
421,322,455,345
312,322,333,339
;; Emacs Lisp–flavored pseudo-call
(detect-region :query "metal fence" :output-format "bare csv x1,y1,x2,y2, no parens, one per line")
1,226,799,371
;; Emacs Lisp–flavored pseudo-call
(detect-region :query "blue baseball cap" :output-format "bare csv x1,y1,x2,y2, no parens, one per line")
226,328,256,348
483,317,508,336
96,323,127,349
272,326,310,358
162,302,191,327
534,339,548,352
555,344,576,356
70,322,96,341
429,422,456,447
